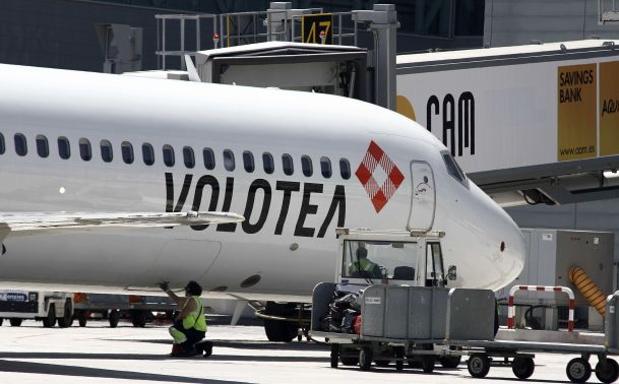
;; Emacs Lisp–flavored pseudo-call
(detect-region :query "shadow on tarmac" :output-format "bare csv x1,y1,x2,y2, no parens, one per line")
0,351,329,363
0,359,252,383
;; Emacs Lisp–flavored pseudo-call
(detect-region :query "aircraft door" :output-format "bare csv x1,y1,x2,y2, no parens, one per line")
407,161,436,231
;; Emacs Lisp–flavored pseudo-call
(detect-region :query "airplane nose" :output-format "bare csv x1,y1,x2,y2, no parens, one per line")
462,183,526,290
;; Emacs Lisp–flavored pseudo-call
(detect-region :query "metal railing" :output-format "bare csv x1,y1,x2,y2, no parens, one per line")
155,8,362,70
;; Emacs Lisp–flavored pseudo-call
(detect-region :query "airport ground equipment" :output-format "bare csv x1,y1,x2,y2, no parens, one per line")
0,290,73,328
507,285,576,332
73,293,176,328
496,229,614,331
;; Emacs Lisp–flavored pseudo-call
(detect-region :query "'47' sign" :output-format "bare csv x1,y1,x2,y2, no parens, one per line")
301,13,333,44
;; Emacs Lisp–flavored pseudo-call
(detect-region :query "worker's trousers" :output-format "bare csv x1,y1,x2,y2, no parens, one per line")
169,321,205,351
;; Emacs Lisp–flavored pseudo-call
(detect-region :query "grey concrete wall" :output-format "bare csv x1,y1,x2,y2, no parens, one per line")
484,0,619,47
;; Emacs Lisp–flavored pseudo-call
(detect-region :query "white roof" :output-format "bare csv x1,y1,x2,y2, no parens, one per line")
397,39,619,65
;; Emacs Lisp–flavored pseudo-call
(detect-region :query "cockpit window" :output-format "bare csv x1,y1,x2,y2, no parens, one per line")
441,151,467,185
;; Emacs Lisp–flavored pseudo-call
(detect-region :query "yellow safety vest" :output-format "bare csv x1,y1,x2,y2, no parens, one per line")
182,296,207,332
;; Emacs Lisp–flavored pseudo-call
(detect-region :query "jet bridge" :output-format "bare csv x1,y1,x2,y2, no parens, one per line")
140,2,619,207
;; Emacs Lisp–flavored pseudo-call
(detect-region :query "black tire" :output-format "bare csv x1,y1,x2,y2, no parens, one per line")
421,356,435,373
512,356,535,380
78,315,87,327
108,310,120,328
57,300,73,328
468,354,491,378
439,355,462,369
566,357,592,383
0,318,3,326
391,346,404,371
9,318,22,327
595,358,619,384
263,302,298,342
330,344,339,368
130,310,147,328
359,347,373,371
340,356,359,366
42,304,56,328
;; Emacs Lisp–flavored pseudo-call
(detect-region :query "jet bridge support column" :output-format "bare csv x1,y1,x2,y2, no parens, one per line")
353,4,399,110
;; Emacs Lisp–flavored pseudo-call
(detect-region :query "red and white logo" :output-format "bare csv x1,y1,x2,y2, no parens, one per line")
355,141,405,213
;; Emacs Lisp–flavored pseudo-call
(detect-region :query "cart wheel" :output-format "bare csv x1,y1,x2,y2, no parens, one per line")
468,354,491,378
595,358,619,384
108,310,120,328
359,348,373,371
330,344,339,369
421,356,435,373
395,347,404,371
566,357,592,383
512,356,535,380
439,355,462,369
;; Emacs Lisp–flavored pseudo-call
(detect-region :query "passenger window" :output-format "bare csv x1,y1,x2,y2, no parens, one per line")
14,133,27,156
163,145,175,167
340,158,351,179
243,151,254,173
441,151,467,184
36,135,49,158
58,137,70,159
142,143,154,165
100,140,113,162
301,155,313,177
282,153,294,176
183,146,195,168
262,152,274,174
0,132,4,154
203,148,215,170
80,138,92,161
121,141,134,164
223,149,235,171
320,156,332,178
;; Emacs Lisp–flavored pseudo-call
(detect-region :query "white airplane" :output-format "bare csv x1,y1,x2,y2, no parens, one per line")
0,63,525,340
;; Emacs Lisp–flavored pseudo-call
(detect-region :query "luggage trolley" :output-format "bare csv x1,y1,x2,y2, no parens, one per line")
450,290,619,383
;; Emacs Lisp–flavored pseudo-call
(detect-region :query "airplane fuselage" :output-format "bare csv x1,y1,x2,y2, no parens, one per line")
0,64,525,301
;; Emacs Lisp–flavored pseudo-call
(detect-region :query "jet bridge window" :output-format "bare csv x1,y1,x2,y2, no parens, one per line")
163,145,175,167
301,155,313,177
282,154,294,176
80,138,92,161
243,151,254,173
36,135,49,158
0,132,4,154
340,158,351,179
14,133,27,156
58,137,70,159
223,149,235,171
320,157,332,178
203,147,215,170
342,240,419,281
441,151,467,185
262,152,274,174
100,140,113,163
121,141,134,164
142,143,154,165
183,146,195,169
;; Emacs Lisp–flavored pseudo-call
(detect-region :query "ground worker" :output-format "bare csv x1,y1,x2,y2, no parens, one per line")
349,246,383,279
159,280,207,356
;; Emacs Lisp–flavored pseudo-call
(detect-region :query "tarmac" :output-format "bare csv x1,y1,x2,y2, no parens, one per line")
0,319,608,384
